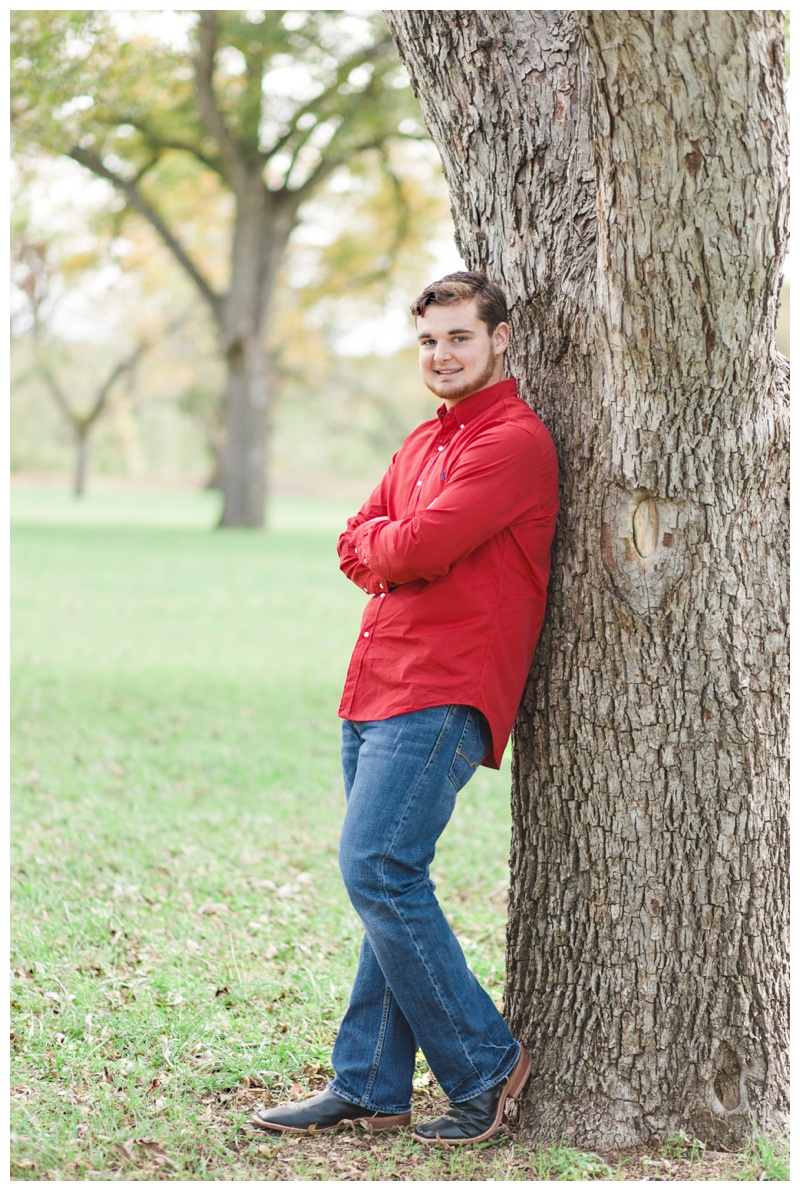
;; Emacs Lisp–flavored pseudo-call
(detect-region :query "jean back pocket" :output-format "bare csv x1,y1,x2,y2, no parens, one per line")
448,708,490,792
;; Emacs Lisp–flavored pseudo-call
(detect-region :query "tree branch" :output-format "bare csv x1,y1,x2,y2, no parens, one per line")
357,146,411,287
288,138,384,206
104,115,224,177
263,34,394,163
37,358,77,426
85,339,150,426
193,11,249,189
36,337,150,431
68,146,223,321
281,119,330,187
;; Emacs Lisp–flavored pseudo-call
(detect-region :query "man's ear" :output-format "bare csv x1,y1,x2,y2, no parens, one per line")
493,321,510,356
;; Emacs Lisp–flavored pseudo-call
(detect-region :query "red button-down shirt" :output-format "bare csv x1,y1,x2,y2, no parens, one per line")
337,378,558,768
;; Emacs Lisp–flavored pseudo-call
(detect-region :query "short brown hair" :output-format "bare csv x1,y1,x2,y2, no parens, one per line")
410,271,508,334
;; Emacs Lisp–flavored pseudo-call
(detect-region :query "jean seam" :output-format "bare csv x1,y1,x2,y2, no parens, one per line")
377,705,483,1088
361,984,392,1106
379,897,482,1089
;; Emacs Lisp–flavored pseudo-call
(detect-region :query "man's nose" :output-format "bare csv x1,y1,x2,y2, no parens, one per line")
433,341,453,362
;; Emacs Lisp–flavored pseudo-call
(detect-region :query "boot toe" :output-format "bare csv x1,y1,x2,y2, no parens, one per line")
252,1088,410,1135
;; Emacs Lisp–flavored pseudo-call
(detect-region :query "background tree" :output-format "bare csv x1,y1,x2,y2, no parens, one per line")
10,149,445,498
11,9,426,526
35,337,149,499
11,170,202,495
387,9,789,1150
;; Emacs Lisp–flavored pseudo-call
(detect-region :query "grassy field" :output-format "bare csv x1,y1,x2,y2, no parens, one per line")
10,486,788,1181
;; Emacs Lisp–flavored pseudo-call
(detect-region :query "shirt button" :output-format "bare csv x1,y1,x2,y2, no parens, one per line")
364,587,368,592
437,445,444,452
380,593,385,598
417,480,422,486
460,423,465,429
363,631,369,637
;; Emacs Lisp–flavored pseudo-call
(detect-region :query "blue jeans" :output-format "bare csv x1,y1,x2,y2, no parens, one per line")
328,705,520,1114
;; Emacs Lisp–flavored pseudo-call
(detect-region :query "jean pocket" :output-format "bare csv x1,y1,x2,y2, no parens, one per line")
448,708,490,792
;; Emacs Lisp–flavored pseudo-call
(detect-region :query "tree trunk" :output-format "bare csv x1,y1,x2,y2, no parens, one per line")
387,8,789,1151
73,427,89,497
217,174,293,529
217,332,270,527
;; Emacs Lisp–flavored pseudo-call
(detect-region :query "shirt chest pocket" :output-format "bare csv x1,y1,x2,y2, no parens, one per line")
418,461,449,510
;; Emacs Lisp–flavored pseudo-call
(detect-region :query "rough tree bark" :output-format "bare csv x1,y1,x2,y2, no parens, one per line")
387,9,789,1150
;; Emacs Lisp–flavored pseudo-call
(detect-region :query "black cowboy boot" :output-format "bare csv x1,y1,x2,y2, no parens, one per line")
253,1087,411,1135
413,1046,531,1145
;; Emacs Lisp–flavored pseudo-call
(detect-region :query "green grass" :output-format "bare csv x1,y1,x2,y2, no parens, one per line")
10,487,516,1180
733,1133,791,1181
10,487,788,1181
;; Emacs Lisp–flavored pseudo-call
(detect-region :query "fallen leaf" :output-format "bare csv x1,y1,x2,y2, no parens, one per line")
133,1138,172,1165
302,1061,328,1079
198,902,228,916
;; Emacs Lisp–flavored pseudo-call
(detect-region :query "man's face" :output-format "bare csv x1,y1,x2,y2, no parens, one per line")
416,299,509,406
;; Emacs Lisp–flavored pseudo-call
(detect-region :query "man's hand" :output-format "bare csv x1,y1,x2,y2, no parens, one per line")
353,517,389,563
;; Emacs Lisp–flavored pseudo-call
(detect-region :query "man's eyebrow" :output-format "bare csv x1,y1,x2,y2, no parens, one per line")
417,327,476,339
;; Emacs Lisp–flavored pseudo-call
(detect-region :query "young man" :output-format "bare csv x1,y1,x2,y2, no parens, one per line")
253,271,559,1145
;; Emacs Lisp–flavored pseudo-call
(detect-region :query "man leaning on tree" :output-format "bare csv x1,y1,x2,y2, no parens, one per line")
253,271,559,1145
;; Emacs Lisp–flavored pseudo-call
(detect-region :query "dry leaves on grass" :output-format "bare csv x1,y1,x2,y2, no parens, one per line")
595,1145,753,1181
196,1084,769,1182
111,1137,173,1173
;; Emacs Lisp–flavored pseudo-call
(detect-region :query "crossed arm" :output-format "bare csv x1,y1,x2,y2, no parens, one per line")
337,425,547,593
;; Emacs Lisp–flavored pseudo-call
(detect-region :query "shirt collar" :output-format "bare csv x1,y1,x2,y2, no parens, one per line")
436,378,518,426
